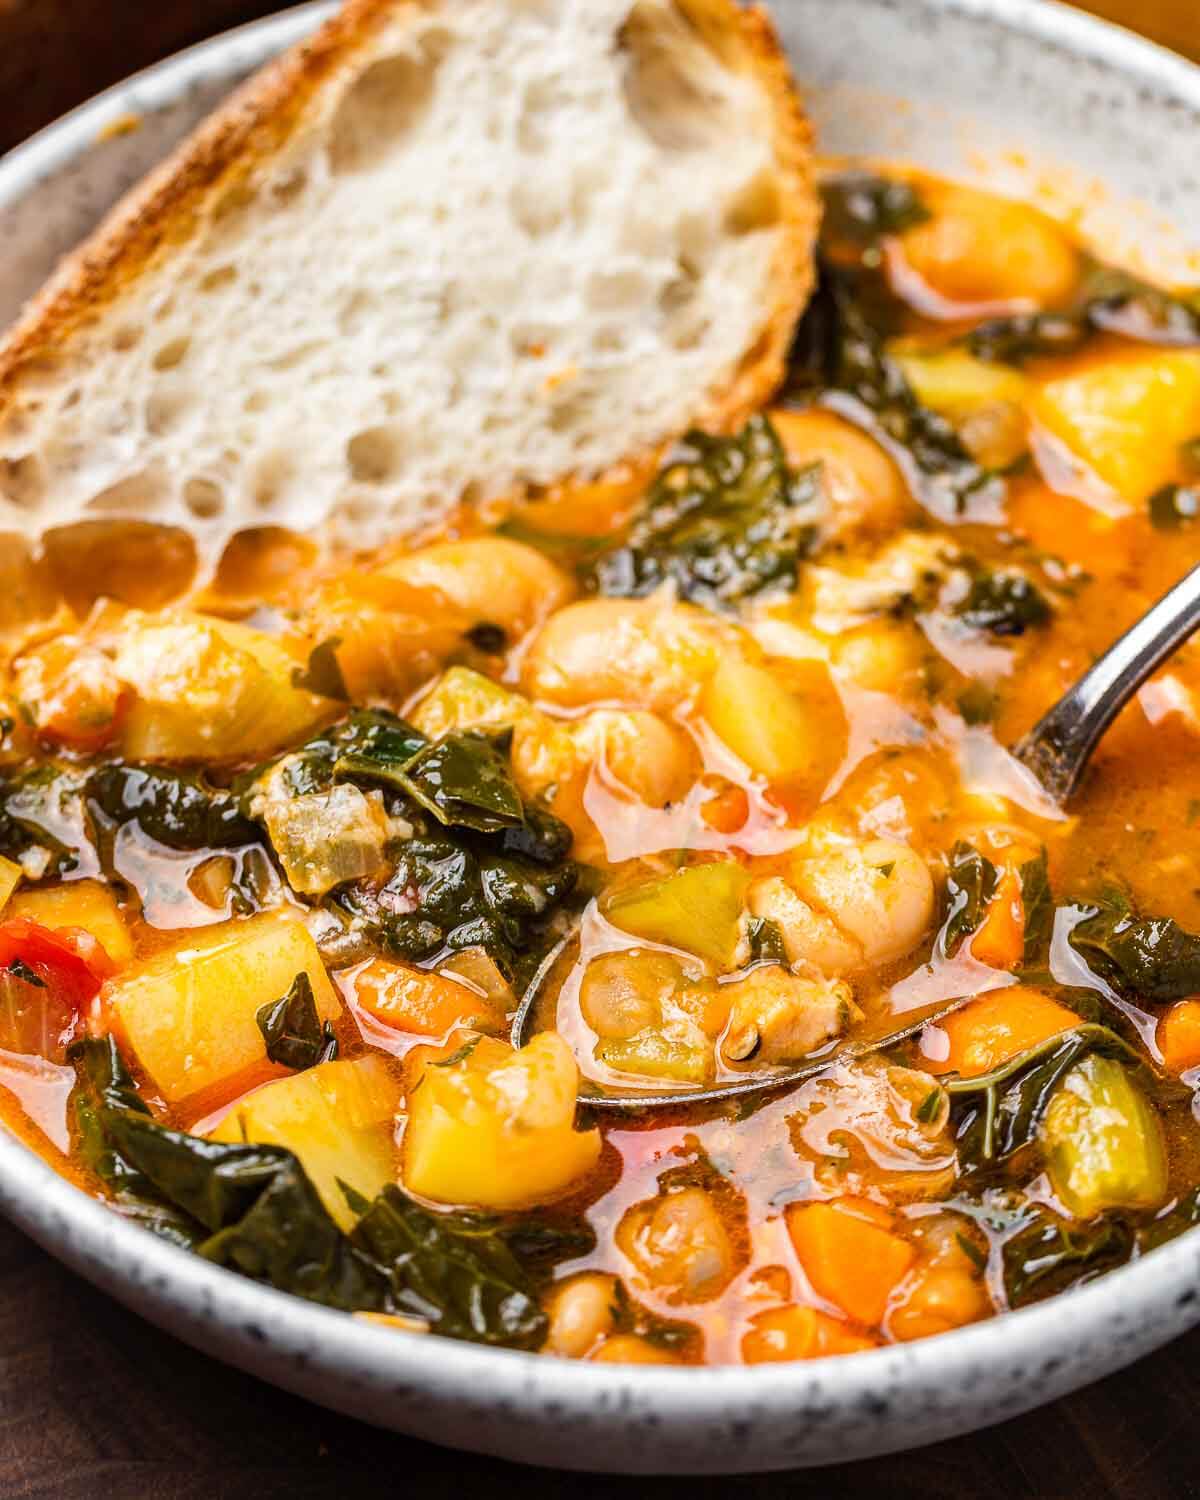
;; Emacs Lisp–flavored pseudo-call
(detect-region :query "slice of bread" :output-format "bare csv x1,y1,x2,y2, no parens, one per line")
0,0,816,558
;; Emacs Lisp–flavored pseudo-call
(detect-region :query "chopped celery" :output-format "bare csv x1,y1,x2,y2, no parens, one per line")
603,863,750,971
1041,1054,1167,1218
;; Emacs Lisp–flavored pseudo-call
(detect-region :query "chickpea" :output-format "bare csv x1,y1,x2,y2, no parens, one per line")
898,184,1079,310
521,598,736,713
617,1186,736,1304
747,875,862,976
579,950,686,1040
382,537,573,643
886,1214,991,1342
792,838,935,967
543,1272,619,1358
769,408,913,539
831,621,927,696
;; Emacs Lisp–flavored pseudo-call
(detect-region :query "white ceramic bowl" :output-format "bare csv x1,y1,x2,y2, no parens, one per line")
1,0,1199,1474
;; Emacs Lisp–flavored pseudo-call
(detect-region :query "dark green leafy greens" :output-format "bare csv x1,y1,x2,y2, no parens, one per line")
584,416,820,612
0,765,93,875
820,173,930,246
944,1025,1146,1178
746,916,789,966
965,264,1200,365
256,972,338,1071
87,764,260,851
938,842,1052,965
1068,890,1200,1003
388,730,525,833
291,637,350,701
1003,1207,1134,1306
1148,483,1200,529
71,1037,586,1348
952,567,1052,637
785,264,1005,520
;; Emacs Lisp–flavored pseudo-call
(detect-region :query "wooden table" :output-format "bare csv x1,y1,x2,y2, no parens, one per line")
1,3,1199,1497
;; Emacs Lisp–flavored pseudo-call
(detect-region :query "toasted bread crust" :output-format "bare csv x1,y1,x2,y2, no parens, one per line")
0,0,816,487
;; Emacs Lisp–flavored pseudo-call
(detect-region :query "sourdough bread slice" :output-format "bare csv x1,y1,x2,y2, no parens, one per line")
0,0,816,556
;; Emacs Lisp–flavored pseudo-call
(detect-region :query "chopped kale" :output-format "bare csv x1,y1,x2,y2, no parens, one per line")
291,637,350,701
966,312,1092,365
938,841,999,959
584,416,820,612
388,730,526,834
1003,1208,1134,1306
1068,890,1200,1003
87,764,260,851
1148,483,1200,530
256,972,338,1071
952,567,1052,637
944,1024,1146,1179
820,172,930,246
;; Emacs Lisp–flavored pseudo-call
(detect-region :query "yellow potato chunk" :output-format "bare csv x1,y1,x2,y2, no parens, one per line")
8,879,132,966
1033,350,1200,502
111,612,332,760
210,1056,399,1231
0,855,22,915
105,912,341,1104
402,1033,601,1209
701,656,843,789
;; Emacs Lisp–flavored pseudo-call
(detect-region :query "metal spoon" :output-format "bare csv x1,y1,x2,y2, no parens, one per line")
514,560,1200,1112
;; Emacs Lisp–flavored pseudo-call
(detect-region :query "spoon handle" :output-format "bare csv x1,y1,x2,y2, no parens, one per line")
1015,559,1200,803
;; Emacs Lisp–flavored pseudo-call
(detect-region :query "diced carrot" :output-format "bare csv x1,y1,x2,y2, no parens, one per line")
922,986,1077,1079
742,1305,878,1363
1158,999,1200,1074
700,783,749,835
351,958,501,1038
969,866,1025,970
786,1199,915,1328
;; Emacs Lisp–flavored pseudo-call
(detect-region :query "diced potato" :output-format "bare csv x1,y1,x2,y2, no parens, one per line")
111,611,332,760
0,856,22,915
892,349,1027,419
1041,1054,1167,1218
8,879,132,966
701,656,843,789
411,666,533,739
105,912,341,1104
1033,351,1200,502
402,1033,601,1209
604,863,750,971
210,1056,399,1231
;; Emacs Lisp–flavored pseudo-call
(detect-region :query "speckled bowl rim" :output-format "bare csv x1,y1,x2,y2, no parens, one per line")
1,0,1200,1474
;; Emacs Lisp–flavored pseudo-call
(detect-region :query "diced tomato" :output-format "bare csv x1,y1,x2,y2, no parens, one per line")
0,918,118,1061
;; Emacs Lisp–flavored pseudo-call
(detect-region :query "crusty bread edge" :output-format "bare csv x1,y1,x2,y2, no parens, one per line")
0,0,817,479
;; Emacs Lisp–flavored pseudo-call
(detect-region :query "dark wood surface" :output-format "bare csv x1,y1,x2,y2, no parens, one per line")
3,4,1200,1497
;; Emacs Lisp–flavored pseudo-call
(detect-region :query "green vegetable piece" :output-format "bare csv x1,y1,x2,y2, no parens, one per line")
291,637,350,700
965,312,1091,365
1148,483,1200,529
1068,891,1200,1002
820,172,930,244
391,730,525,833
786,263,1005,521
350,1185,548,1349
1041,1053,1167,1218
604,863,750,970
0,765,93,875
938,842,998,958
87,764,260,851
746,915,789,966
1003,1208,1133,1307
944,1024,1146,1176
256,972,339,1071
585,416,820,612
1019,849,1054,965
1082,263,1200,348
954,568,1052,637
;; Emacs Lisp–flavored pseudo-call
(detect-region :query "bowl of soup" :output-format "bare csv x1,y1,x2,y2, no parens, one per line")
0,0,1199,1473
